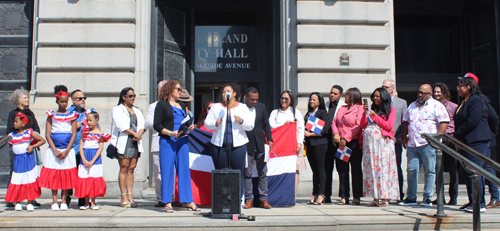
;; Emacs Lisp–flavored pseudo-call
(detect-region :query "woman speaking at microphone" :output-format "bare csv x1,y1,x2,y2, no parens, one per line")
204,83,254,197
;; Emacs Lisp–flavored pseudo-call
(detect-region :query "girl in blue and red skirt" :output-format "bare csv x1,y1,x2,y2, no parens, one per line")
5,112,46,211
75,110,110,210
38,85,79,211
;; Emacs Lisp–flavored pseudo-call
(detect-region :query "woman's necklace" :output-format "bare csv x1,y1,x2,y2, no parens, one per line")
456,96,470,114
222,101,239,109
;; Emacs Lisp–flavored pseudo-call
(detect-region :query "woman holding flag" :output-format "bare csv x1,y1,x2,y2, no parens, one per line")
303,92,329,205
360,87,399,207
332,87,364,205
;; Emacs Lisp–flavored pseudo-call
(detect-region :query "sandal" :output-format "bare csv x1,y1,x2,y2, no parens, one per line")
367,200,378,206
127,193,138,207
186,203,201,211
164,203,174,213
377,200,389,207
313,195,325,205
351,199,360,205
121,201,131,208
307,195,317,205
338,198,347,205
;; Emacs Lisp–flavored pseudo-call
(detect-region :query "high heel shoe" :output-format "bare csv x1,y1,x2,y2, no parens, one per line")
186,202,201,211
307,195,317,205
314,195,325,205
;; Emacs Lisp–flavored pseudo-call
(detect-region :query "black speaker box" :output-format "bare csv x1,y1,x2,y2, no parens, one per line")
211,169,241,219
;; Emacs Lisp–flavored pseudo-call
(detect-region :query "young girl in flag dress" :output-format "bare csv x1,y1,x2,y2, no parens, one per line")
38,85,79,211
75,110,110,210
5,112,46,211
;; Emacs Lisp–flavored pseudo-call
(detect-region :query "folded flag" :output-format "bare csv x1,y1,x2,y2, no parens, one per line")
305,115,325,135
335,146,352,162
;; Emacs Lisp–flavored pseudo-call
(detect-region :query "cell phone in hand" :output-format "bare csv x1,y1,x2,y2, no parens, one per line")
363,99,368,104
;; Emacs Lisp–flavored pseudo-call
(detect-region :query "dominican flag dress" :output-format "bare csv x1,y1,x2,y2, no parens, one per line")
38,110,79,190
4,128,41,203
75,132,110,198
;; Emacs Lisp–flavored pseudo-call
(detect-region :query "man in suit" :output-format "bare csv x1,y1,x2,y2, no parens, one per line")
382,79,407,205
145,80,168,207
243,87,274,209
324,85,343,203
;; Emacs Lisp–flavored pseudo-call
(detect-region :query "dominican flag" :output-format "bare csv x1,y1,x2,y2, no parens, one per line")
175,124,297,207
305,115,325,135
335,146,352,162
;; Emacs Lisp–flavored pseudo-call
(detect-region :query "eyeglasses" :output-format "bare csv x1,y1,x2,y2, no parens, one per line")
207,107,211,110
417,91,431,95
125,94,136,98
280,97,290,101
73,97,87,101
176,87,182,92
382,85,391,89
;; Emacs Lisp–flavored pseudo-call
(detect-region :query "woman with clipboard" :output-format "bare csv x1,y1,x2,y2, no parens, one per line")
153,80,198,213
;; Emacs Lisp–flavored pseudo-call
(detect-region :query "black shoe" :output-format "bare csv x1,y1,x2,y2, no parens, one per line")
447,199,457,205
31,200,41,206
431,199,438,205
78,198,86,207
6,202,14,208
420,199,433,206
459,203,470,211
66,196,72,206
402,198,417,206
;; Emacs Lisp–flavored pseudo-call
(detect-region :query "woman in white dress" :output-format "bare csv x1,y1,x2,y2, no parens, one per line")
269,90,305,201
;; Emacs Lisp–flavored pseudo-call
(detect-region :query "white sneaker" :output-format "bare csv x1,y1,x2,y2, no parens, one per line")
60,203,68,210
15,203,22,211
91,205,99,210
51,203,60,211
79,206,89,210
26,204,34,211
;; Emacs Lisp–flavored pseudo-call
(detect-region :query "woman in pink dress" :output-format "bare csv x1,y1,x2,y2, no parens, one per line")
360,87,399,207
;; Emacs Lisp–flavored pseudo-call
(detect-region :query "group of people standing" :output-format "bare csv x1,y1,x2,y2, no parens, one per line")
4,74,499,214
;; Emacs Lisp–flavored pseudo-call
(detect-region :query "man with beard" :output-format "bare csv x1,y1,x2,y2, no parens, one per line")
66,89,89,207
324,85,342,203
401,84,449,206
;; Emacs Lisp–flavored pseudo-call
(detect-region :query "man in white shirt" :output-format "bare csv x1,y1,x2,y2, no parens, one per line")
145,80,167,207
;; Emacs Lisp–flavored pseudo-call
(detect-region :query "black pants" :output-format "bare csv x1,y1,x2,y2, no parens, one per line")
395,143,405,200
335,139,363,200
324,141,337,199
306,143,328,196
443,142,458,201
212,144,247,198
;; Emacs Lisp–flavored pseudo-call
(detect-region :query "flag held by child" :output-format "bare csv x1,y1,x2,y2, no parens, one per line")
305,115,325,135
335,146,352,162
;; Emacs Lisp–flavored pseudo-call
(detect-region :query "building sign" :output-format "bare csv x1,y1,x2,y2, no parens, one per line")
195,26,257,72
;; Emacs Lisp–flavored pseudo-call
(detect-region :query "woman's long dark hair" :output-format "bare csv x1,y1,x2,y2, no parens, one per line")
197,101,213,128
459,77,481,97
118,87,134,106
371,87,392,120
279,90,296,119
307,92,326,113
346,88,362,106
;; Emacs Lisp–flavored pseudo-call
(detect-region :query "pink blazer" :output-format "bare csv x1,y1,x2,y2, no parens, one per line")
360,107,396,140
332,104,364,142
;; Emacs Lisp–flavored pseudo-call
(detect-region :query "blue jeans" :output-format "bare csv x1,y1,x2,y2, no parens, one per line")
485,148,499,202
406,145,436,201
462,141,489,207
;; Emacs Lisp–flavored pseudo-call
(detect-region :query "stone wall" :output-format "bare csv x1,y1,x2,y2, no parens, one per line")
30,0,152,199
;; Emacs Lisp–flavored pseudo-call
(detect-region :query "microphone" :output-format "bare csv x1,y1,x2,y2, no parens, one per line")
224,92,231,100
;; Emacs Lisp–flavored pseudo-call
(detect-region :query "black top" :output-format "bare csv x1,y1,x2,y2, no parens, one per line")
6,108,40,134
153,100,186,140
454,94,491,144
480,94,499,147
304,109,329,147
245,102,273,154
324,100,339,141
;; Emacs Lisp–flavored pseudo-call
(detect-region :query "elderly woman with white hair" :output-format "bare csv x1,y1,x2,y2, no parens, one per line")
5,87,41,207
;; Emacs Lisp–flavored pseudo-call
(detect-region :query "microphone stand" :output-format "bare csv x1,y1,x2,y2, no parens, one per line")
224,96,232,170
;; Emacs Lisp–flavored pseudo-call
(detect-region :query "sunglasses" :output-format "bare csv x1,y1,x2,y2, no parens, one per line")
176,87,182,92
73,97,87,101
125,94,137,98
280,97,290,101
207,107,211,110
382,86,391,89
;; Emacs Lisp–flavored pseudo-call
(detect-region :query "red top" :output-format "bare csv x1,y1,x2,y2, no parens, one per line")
331,104,364,142
199,124,213,133
360,107,396,140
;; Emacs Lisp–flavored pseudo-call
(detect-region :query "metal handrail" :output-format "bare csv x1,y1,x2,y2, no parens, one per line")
422,133,500,231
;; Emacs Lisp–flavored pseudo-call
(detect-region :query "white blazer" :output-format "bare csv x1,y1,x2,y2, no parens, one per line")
204,102,255,147
145,101,159,153
110,104,145,154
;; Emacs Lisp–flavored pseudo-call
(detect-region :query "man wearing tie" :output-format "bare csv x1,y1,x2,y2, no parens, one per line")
382,79,407,205
243,87,274,209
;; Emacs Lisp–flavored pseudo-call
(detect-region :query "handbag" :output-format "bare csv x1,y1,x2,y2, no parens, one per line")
106,119,119,159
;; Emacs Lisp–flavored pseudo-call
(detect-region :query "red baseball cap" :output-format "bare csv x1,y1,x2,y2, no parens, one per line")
458,72,479,84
